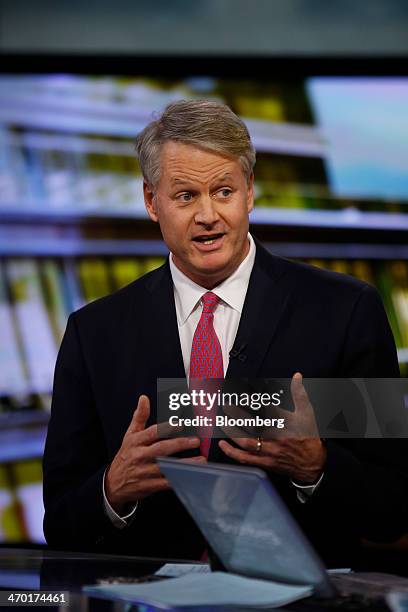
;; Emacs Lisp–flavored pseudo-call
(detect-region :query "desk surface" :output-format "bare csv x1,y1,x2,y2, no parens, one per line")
0,547,402,611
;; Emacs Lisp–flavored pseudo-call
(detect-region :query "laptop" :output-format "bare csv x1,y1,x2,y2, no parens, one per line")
158,458,408,607
158,457,336,599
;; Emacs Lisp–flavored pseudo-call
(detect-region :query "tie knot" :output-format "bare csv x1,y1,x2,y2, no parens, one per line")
201,291,220,314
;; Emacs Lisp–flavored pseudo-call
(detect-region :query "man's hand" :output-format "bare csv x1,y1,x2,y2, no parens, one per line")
105,395,204,513
218,373,326,484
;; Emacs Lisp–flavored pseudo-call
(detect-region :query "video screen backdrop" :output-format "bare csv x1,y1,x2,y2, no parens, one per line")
0,71,407,542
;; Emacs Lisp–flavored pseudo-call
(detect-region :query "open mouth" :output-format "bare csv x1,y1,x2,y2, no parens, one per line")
192,233,225,246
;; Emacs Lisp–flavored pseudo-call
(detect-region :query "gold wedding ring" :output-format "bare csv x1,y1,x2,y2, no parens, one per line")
256,436,263,453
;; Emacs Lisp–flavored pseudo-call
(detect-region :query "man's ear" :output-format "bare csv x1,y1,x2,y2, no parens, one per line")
247,172,254,214
144,181,159,222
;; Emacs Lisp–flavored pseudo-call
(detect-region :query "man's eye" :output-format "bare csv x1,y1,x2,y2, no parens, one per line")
178,192,192,202
218,188,232,198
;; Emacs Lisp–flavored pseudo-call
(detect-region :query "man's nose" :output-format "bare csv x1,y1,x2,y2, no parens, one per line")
194,196,219,226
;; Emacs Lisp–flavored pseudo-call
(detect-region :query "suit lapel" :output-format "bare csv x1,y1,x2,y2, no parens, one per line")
226,241,291,379
145,261,201,459
145,260,186,379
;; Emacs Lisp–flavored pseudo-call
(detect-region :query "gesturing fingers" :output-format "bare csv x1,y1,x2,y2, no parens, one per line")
129,413,185,448
144,436,201,459
135,423,161,446
218,435,326,483
218,439,277,468
130,420,181,447
179,456,207,464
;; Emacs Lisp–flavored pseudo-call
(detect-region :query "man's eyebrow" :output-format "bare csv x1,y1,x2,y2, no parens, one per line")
212,173,234,183
171,178,191,185
170,173,235,186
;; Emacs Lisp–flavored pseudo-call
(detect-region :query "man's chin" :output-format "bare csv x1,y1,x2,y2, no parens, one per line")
187,259,235,287
173,249,241,286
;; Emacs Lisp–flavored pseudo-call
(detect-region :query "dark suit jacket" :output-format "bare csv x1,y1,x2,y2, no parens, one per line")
43,240,407,568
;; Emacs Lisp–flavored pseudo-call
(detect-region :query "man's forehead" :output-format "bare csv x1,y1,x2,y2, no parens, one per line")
159,142,242,183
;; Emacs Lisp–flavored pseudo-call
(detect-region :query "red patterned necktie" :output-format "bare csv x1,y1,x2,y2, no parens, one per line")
189,291,224,458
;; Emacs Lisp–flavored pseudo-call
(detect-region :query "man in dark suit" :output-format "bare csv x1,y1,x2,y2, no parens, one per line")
43,100,407,568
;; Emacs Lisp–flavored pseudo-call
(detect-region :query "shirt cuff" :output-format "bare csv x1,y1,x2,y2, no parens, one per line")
102,467,138,528
291,472,324,504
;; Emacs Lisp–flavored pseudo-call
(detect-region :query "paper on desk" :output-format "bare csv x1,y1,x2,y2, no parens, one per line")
155,563,210,577
84,571,313,609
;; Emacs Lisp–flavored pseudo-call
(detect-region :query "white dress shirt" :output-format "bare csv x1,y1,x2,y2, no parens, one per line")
170,232,256,378
103,233,321,526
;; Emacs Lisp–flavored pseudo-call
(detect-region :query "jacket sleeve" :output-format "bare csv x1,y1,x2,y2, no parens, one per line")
302,284,408,543
43,312,120,551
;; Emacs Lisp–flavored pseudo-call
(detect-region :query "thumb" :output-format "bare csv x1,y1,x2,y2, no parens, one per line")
290,373,319,437
290,372,309,410
127,395,150,435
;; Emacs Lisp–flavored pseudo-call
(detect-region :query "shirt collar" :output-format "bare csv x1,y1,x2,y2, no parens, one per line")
169,233,256,326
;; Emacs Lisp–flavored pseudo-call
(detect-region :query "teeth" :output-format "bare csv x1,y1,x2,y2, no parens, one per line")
203,239,215,245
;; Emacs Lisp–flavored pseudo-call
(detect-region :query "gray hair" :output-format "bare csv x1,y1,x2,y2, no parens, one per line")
134,99,256,187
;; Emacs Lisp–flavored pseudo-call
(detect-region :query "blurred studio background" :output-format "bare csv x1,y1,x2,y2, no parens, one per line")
0,0,408,545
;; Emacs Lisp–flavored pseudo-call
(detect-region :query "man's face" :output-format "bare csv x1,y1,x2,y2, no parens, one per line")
144,141,254,289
